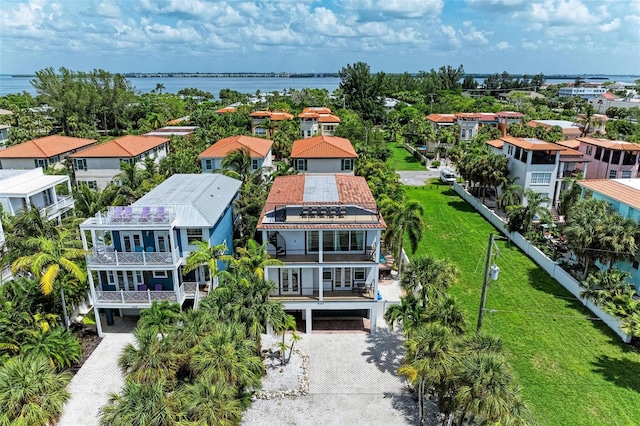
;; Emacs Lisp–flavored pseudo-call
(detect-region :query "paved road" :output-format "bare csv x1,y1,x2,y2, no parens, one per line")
243,329,439,426
59,333,134,426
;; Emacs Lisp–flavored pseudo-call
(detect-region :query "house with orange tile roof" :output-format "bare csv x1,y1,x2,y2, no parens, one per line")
426,111,524,141
249,110,294,137
0,135,96,170
575,137,640,180
290,135,357,174
215,106,237,114
526,119,582,140
69,135,169,189
198,135,273,174
298,107,340,138
577,178,640,292
257,174,386,334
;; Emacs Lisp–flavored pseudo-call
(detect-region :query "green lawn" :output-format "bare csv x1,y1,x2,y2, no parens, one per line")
386,142,425,171
406,185,640,426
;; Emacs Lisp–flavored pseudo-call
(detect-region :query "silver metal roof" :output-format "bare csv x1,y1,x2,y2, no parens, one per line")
133,174,241,227
0,169,68,197
303,175,339,202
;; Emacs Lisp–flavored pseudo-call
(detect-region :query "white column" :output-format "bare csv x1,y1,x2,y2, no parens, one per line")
370,306,378,334
373,231,382,297
318,231,323,301
173,269,181,303
317,268,323,301
87,272,103,337
305,308,312,334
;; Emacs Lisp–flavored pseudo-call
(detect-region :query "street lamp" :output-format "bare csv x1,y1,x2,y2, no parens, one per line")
476,233,502,332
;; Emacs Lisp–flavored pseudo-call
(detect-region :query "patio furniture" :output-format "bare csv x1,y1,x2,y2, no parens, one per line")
154,206,165,222
301,206,311,218
140,206,151,221
146,246,154,252
138,284,148,291
352,281,367,295
338,206,347,218
327,207,336,218
319,207,327,217
154,284,163,291
309,206,318,217
123,206,133,221
112,206,124,222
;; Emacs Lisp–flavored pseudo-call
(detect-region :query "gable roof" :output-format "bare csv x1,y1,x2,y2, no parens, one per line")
133,174,242,227
425,113,456,123
68,135,168,158
576,137,640,151
144,126,198,137
486,139,504,149
455,113,480,120
290,135,357,159
215,106,237,114
497,111,525,118
501,136,561,151
249,111,294,121
578,179,640,210
0,135,96,159
298,107,341,123
198,135,273,159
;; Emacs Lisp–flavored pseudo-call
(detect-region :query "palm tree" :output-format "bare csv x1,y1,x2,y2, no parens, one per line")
221,147,253,183
0,355,71,426
424,295,467,335
229,239,283,280
177,376,245,425
114,161,143,205
11,229,87,327
381,198,424,276
400,255,459,306
383,295,425,336
138,300,181,339
118,327,179,385
522,189,550,235
558,177,582,216
497,178,523,211
99,378,180,426
183,241,228,290
20,326,82,371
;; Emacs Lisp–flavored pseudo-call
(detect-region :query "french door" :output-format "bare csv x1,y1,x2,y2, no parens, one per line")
121,232,142,252
281,268,300,295
333,267,352,289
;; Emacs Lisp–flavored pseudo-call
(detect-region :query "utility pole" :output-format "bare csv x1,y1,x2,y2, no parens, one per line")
477,233,494,332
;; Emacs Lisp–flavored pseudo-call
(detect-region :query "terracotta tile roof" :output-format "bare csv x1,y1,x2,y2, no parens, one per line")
455,113,480,119
301,107,332,114
557,140,581,149
578,179,640,210
486,139,504,149
318,115,341,123
0,135,96,159
577,137,640,151
478,113,498,121
250,110,294,121
198,135,273,159
577,113,608,123
290,136,357,159
298,107,341,123
215,106,237,114
257,174,385,230
69,135,168,158
602,93,615,100
501,136,561,151
497,111,525,118
425,114,456,123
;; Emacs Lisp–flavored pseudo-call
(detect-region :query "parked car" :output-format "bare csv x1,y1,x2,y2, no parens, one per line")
440,168,456,184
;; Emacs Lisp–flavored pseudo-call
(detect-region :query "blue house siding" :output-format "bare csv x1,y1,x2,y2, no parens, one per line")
207,202,235,273
586,191,640,292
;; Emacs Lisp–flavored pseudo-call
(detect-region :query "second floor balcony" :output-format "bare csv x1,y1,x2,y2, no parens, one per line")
40,195,74,219
86,245,180,268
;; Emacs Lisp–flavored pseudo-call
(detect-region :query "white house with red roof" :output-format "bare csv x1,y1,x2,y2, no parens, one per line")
197,135,273,174
290,135,357,174
298,107,340,138
0,135,96,170
258,174,386,334
69,135,169,189
249,111,294,137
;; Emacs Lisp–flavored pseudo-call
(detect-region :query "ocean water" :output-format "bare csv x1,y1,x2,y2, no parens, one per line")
1,74,637,98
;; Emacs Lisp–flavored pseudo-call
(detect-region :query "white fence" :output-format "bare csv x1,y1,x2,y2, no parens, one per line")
453,182,632,343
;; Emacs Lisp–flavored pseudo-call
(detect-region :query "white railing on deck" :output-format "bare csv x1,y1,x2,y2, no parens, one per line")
40,195,74,218
87,246,180,266
95,282,185,305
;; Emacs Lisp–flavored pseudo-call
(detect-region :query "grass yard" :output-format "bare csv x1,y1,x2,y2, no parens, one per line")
406,184,640,426
387,142,426,171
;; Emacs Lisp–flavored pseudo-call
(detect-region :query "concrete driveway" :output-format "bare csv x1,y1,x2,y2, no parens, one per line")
397,169,442,186
59,328,135,425
243,328,439,426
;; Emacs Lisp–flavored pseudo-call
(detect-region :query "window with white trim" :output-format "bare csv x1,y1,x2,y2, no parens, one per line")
153,271,168,278
296,159,307,171
530,172,551,185
74,159,87,170
586,146,593,156
341,159,353,171
204,159,213,170
609,169,617,179
621,170,632,178
186,229,203,244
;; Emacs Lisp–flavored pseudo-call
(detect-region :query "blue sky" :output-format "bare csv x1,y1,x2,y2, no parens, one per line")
1,0,639,75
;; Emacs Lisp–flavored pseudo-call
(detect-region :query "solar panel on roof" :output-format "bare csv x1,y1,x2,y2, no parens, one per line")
303,175,339,202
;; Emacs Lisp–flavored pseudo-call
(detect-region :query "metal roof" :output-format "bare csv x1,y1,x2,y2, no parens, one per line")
0,169,68,197
133,174,241,227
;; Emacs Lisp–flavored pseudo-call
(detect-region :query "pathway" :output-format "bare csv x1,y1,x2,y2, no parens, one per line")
59,319,135,426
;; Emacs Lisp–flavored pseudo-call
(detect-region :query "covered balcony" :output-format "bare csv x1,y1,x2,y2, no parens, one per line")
91,282,202,309
86,245,180,268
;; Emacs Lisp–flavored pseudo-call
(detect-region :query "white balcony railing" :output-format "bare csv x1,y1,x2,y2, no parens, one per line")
94,283,185,306
40,195,74,219
86,246,180,267
83,206,177,226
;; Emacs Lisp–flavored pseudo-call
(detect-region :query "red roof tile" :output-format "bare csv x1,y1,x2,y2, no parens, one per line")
486,139,504,149
198,135,273,159
0,135,96,159
69,135,168,158
215,106,237,114
578,179,640,210
577,137,640,151
298,107,341,123
501,136,561,151
250,110,294,121
290,136,357,159
425,114,456,123
497,111,525,118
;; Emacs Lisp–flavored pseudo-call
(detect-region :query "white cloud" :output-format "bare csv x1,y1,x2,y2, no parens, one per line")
309,7,357,37
345,0,443,21
96,0,121,18
599,18,620,32
496,41,510,49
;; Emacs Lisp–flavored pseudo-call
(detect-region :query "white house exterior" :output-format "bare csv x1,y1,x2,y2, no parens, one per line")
249,111,294,137
290,135,357,174
69,135,169,189
558,86,607,100
0,125,11,148
257,174,386,334
198,135,273,174
80,174,242,336
0,135,96,170
298,107,340,138
501,136,562,207
144,126,198,137
0,168,74,222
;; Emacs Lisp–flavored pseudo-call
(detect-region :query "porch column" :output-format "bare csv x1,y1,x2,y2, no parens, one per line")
317,268,323,301
88,272,103,337
80,229,89,251
318,231,323,301
305,308,312,334
373,231,382,296
173,268,181,303
370,306,378,335
318,230,323,263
